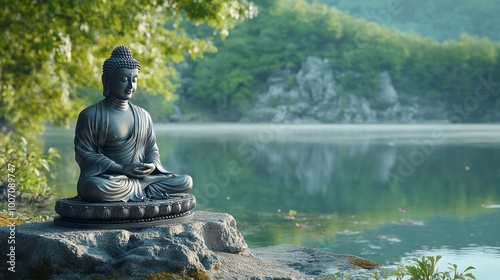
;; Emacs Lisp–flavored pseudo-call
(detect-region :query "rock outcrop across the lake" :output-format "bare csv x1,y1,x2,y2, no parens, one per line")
0,211,385,279
240,56,445,124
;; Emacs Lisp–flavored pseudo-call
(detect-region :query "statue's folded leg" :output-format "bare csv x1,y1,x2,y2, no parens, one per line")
77,175,144,202
143,174,193,198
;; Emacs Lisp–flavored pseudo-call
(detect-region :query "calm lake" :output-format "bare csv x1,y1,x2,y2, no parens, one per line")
44,124,500,279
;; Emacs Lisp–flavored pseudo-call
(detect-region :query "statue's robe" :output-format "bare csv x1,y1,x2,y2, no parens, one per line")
75,101,192,202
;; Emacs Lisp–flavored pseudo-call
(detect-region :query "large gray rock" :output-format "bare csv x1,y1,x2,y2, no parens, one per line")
0,211,384,279
296,57,337,105
0,211,248,279
378,71,399,106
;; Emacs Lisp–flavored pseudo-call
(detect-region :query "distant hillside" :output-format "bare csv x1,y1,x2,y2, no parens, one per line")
317,0,500,41
178,0,500,123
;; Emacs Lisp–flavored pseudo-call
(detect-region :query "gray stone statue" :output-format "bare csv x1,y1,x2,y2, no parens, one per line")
74,46,192,202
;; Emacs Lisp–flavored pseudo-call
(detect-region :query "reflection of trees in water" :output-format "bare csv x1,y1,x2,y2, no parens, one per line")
265,143,337,196
377,147,398,183
294,144,336,196
262,141,398,196
257,142,499,215
46,129,500,218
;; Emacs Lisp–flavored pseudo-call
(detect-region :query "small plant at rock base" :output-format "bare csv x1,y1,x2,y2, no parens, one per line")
447,263,476,280
400,255,443,279
390,255,476,280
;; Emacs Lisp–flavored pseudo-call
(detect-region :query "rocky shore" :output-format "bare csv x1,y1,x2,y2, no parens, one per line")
0,211,387,279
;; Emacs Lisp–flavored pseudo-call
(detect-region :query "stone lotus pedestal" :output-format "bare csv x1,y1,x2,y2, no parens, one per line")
54,193,196,229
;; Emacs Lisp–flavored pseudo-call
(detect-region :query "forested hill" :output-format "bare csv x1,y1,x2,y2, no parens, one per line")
317,0,500,42
178,0,500,123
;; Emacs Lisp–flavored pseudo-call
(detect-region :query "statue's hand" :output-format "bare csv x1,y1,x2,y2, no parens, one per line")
133,163,155,176
122,163,154,178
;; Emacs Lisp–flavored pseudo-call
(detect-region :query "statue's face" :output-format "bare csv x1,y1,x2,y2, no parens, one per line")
108,68,139,100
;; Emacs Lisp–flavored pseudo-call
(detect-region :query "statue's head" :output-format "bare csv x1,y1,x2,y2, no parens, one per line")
102,46,141,97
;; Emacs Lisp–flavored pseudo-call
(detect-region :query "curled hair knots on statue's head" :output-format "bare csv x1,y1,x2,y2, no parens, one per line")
102,46,141,97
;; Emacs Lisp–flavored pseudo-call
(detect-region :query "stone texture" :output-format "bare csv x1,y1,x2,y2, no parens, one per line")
253,244,385,278
296,57,337,105
378,71,399,106
0,211,247,279
0,211,385,279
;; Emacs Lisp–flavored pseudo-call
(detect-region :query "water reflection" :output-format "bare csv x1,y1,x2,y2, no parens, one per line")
44,124,500,277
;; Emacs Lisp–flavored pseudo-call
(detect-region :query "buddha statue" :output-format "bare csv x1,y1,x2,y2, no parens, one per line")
74,46,193,203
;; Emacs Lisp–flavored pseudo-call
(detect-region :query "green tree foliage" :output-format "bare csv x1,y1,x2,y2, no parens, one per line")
0,0,256,204
181,0,500,121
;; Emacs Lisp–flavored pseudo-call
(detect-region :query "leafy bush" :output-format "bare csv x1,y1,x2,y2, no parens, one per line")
373,255,476,280
0,135,59,207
